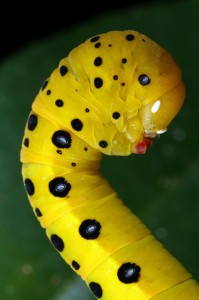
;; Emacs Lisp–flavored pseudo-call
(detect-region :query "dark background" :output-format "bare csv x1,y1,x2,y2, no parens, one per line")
0,0,179,61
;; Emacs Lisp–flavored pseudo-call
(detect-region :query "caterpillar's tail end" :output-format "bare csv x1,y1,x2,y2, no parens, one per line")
134,137,153,154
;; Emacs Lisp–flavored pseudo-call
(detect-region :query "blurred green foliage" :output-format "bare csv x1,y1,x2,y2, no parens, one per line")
0,1,198,299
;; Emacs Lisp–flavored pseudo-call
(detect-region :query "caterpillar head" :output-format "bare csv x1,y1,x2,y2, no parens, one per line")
115,38,186,155
32,31,185,156
135,51,185,154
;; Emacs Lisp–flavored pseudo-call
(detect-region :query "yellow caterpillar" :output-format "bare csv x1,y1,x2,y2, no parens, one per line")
20,30,199,299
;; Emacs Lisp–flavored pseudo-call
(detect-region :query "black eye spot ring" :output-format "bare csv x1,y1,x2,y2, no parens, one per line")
24,178,35,196
52,130,72,148
117,262,141,283
71,119,83,131
94,57,103,66
112,112,121,120
49,177,71,197
138,74,151,86
89,282,103,298
28,114,38,131
99,140,108,148
50,234,64,252
79,219,101,240
94,77,103,88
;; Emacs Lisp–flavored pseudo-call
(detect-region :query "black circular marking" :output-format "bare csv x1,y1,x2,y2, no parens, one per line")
79,219,101,240
60,65,68,76
56,149,62,154
46,89,51,95
126,34,135,41
142,38,146,42
138,74,151,86
94,77,103,88
94,57,103,66
23,137,29,147
55,99,64,107
49,177,71,197
24,178,35,196
117,263,141,284
28,114,38,131
41,80,48,90
51,234,64,252
121,82,125,86
90,36,100,43
89,282,103,298
84,147,88,151
35,208,42,217
72,260,80,270
113,75,118,80
85,108,90,112
71,119,83,131
71,162,76,167
52,130,72,148
95,42,101,48
122,58,127,64
108,44,112,47
99,140,108,148
112,112,121,119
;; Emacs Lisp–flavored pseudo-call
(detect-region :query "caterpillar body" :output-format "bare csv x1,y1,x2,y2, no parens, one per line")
20,30,199,299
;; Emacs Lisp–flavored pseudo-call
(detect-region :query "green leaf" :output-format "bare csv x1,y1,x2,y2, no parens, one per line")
0,1,198,299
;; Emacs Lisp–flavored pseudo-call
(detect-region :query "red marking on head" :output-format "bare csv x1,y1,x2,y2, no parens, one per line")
135,138,153,154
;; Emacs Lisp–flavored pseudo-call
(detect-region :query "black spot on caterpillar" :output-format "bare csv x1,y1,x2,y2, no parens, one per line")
20,30,199,299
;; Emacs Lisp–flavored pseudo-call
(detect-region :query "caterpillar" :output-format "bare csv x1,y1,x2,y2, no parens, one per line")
20,30,199,299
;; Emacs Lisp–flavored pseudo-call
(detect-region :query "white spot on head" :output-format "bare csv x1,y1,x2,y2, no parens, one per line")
157,129,167,134
151,100,161,113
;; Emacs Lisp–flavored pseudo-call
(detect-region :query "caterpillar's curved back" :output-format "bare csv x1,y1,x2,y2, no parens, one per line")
20,30,199,299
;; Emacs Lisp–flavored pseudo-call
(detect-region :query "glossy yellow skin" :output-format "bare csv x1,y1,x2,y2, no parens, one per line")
20,31,199,299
